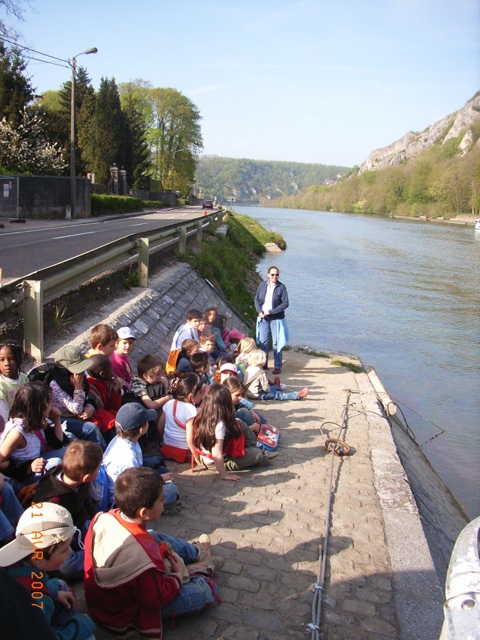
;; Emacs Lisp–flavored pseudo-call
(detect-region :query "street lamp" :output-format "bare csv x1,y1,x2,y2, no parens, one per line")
69,47,98,218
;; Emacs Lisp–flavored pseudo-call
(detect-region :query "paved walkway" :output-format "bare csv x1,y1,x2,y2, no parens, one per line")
56,265,444,640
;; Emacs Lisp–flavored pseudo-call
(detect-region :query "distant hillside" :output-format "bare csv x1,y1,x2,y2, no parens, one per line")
360,92,480,173
195,156,350,203
269,92,480,219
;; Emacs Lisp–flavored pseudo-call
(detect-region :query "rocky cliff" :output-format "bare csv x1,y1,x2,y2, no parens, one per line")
359,92,480,173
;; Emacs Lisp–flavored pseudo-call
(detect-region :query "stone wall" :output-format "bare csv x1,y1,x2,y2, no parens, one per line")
0,175,92,219
45,262,251,365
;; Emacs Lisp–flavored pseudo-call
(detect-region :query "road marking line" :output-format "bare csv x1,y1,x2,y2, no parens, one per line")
51,231,97,239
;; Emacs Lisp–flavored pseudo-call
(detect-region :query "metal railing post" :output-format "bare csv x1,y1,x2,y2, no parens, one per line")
138,237,149,287
178,226,187,254
23,280,44,362
196,220,203,243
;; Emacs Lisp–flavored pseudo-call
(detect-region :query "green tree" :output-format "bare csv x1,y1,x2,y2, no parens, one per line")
0,39,33,126
119,82,151,189
89,77,127,184
120,83,203,192
147,88,202,191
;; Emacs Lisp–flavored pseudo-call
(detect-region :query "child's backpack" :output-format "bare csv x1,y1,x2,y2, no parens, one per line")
27,361,56,385
257,424,280,451
165,349,181,376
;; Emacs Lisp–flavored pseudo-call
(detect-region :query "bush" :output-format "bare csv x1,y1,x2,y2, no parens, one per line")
91,194,144,216
142,200,167,209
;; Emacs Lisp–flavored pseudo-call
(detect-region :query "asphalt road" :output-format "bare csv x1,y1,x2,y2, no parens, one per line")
0,206,207,282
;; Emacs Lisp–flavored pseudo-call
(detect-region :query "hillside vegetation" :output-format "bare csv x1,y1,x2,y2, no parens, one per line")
184,211,285,324
268,93,480,219
196,156,349,203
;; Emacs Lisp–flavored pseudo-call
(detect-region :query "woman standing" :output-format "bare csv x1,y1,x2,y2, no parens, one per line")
254,266,289,374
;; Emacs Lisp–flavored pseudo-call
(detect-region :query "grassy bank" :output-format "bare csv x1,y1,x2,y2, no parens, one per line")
183,210,286,325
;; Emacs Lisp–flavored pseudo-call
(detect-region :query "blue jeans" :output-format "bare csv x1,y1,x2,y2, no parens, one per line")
235,407,267,427
147,530,218,617
148,530,198,563
259,385,299,401
257,317,282,370
64,418,106,450
0,480,24,543
162,576,217,617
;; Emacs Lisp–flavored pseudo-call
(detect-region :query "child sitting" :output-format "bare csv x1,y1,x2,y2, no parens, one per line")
84,467,221,637
244,350,309,401
223,376,266,435
111,327,136,390
50,345,106,450
130,354,171,413
0,472,24,546
159,373,204,463
0,382,66,489
190,351,211,384
0,341,28,430
86,354,122,441
191,384,277,482
0,502,96,640
176,338,200,373
85,323,118,358
198,333,217,366
233,336,256,380
129,354,172,454
206,308,228,354
30,440,103,579
170,308,202,350
100,403,179,512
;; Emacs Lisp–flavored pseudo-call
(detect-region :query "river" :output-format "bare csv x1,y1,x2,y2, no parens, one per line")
233,205,480,519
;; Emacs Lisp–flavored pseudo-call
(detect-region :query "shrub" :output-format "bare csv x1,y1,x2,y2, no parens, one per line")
91,194,144,216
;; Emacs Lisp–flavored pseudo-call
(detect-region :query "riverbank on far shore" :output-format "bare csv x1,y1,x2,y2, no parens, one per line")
48,261,468,639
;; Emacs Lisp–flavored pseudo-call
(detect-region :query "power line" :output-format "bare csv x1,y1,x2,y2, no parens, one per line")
1,35,70,67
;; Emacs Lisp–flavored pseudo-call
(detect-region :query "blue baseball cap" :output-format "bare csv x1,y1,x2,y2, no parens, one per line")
116,403,157,431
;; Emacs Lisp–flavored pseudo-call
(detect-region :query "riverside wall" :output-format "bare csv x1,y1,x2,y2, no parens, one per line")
46,260,469,640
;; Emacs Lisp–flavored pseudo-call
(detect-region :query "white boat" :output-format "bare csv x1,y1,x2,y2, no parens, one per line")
475,218,480,230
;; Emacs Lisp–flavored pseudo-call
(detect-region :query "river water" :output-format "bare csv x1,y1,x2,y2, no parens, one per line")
233,205,480,519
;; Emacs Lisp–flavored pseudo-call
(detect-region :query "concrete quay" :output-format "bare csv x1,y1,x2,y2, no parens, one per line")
54,263,446,640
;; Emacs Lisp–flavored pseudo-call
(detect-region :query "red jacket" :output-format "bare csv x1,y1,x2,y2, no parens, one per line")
84,510,182,638
86,376,122,433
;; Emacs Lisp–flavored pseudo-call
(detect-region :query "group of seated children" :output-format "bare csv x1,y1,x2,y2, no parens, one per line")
0,309,309,638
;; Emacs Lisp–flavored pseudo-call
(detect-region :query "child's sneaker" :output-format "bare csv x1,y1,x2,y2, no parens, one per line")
273,376,281,386
192,534,211,561
188,555,225,577
298,388,309,399
259,450,280,465
162,499,182,515
279,383,288,391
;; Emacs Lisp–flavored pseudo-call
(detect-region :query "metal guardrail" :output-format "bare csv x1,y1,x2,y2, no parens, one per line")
0,210,225,361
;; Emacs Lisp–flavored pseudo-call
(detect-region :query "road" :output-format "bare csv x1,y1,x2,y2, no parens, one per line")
0,206,206,283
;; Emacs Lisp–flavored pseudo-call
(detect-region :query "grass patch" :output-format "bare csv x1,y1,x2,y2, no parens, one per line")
331,359,364,373
295,347,330,358
123,267,140,290
182,210,287,325
226,211,287,250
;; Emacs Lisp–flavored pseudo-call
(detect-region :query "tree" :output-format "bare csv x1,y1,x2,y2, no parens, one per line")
146,88,202,191
89,77,127,184
0,0,28,38
0,107,66,174
119,82,202,192
119,82,151,189
0,39,33,126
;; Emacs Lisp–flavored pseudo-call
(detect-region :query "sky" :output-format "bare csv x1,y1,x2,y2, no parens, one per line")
4,0,480,167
